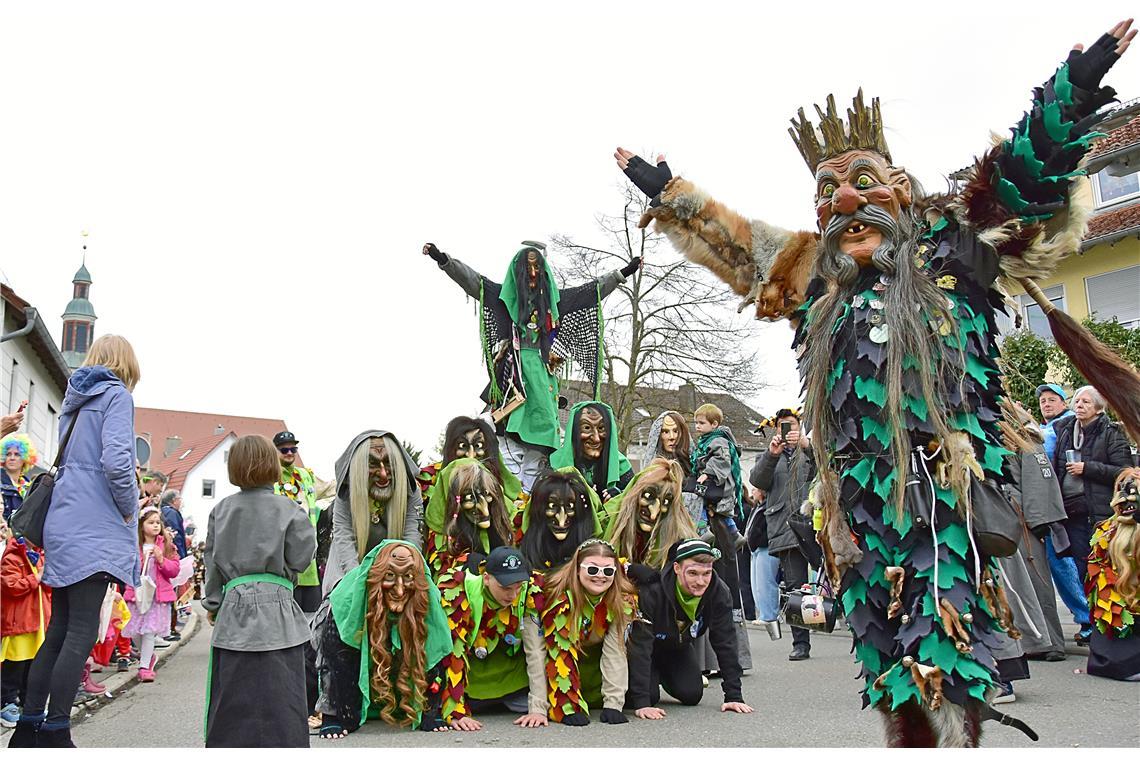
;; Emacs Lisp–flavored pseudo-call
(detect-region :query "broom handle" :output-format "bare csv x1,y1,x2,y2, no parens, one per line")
1018,278,1056,315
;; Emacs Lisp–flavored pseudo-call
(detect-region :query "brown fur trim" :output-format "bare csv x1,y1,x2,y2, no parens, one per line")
642,177,818,321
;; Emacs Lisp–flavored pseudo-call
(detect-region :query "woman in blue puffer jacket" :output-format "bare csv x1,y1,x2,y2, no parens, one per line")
9,335,141,749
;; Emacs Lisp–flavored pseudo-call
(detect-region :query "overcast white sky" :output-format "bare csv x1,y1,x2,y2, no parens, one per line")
2,0,1137,478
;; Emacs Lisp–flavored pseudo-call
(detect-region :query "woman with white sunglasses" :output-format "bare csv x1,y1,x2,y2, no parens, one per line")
537,539,635,726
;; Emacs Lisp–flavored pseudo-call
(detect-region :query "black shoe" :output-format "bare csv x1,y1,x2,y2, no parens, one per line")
116,657,130,672
1044,651,1066,662
788,646,810,661
163,632,181,642
7,718,43,748
37,726,76,748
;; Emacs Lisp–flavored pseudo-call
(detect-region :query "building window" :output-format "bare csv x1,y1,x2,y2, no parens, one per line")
1016,285,1065,339
75,323,89,352
1086,265,1140,328
74,284,89,299
202,480,215,499
1093,167,1140,207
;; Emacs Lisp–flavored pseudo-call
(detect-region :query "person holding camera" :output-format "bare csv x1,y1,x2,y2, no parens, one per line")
749,409,816,661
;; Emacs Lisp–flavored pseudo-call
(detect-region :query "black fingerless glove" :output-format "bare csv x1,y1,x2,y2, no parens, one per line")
623,155,672,199
423,242,448,264
620,257,642,278
1066,33,1122,90
600,708,628,725
560,712,590,727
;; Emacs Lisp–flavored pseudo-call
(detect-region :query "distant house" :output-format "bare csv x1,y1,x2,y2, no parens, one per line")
134,408,299,538
1006,98,1140,334
560,379,776,471
1,283,70,471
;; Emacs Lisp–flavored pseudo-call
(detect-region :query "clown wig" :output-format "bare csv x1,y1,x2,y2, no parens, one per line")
1,433,37,472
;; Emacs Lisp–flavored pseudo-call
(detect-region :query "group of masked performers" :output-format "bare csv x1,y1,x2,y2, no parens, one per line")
311,407,754,738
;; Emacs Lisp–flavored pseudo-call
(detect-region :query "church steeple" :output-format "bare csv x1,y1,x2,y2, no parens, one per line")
61,231,97,369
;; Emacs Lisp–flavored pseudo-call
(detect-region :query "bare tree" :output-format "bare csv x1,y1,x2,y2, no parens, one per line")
551,182,763,449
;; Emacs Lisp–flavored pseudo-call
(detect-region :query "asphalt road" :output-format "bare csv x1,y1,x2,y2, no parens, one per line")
70,609,1139,748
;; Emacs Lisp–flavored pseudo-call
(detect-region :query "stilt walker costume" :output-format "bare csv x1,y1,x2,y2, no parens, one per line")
618,22,1135,746
424,241,636,490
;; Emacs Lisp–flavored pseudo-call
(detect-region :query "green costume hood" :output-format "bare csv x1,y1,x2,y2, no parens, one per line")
425,459,517,553
549,401,632,490
500,246,561,326
519,465,604,538
329,539,453,729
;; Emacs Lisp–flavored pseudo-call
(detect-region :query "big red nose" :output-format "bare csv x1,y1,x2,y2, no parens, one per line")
833,185,861,216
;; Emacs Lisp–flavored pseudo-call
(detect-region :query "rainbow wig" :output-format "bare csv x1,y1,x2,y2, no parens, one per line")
1,434,38,472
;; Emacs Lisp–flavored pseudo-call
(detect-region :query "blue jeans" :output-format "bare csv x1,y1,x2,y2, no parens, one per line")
750,547,782,622
1045,535,1090,628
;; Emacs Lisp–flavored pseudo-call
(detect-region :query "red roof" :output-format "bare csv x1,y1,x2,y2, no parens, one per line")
1090,113,1140,158
134,407,300,492
1085,203,1140,244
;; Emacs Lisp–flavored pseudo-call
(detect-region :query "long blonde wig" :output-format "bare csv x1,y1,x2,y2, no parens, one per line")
349,436,408,560
608,458,693,568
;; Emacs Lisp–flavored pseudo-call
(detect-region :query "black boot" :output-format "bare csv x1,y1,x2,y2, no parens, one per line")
7,713,45,748
36,723,76,748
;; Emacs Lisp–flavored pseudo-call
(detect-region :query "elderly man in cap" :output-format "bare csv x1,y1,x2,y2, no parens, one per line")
1033,385,1093,643
625,538,752,719
436,546,548,731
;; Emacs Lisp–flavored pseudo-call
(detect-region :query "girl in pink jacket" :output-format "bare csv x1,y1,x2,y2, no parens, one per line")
122,507,180,682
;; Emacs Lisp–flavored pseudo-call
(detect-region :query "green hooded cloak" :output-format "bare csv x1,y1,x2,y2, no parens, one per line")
328,539,454,729
549,401,632,492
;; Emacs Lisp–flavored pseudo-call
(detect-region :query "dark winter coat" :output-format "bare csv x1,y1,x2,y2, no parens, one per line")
1051,414,1132,523
625,562,742,708
749,446,815,555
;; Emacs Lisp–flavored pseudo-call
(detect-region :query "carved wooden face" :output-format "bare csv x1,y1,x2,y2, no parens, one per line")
1112,471,1139,523
660,416,681,454
579,407,606,461
814,149,911,266
378,545,418,613
527,250,540,288
458,486,493,529
369,439,393,501
545,493,577,541
453,428,487,462
637,482,674,533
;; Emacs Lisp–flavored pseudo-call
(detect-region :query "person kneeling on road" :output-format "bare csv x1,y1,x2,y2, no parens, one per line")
625,538,753,719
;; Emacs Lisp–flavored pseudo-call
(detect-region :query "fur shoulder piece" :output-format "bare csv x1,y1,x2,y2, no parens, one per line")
640,177,818,321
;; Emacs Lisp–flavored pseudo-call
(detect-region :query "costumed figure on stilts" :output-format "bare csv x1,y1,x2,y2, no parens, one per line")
541,538,635,726
423,241,636,491
616,20,1137,745
1085,468,1140,681
416,416,523,508
423,459,516,578
549,401,633,507
316,541,453,739
604,458,694,568
516,468,603,573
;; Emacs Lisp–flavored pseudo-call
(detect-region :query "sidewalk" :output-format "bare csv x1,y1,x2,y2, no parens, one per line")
0,602,202,734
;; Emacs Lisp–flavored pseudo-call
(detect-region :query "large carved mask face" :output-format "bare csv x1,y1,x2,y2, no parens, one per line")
545,492,578,542
578,407,607,462
527,250,540,289
1112,470,1139,524
814,149,912,267
369,439,393,502
378,545,418,614
458,485,493,530
453,428,487,462
637,482,674,533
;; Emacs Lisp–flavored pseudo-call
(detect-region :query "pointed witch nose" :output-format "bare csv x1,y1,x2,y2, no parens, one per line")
833,185,861,216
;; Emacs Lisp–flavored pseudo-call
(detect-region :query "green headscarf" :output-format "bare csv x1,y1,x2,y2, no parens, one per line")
518,466,604,538
424,459,518,554
329,539,454,729
549,401,632,491
499,246,561,327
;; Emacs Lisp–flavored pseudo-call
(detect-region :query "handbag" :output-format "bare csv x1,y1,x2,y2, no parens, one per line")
969,477,1022,558
787,510,823,568
745,503,769,551
135,552,156,615
10,401,87,547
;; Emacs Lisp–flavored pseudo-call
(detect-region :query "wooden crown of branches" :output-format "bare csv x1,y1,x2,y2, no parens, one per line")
789,89,893,173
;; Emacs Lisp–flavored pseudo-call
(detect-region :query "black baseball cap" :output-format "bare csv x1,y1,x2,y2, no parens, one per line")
485,547,530,585
273,431,299,448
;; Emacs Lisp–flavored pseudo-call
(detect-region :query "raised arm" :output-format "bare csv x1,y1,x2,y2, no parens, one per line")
614,148,817,321
423,242,501,301
957,20,1135,278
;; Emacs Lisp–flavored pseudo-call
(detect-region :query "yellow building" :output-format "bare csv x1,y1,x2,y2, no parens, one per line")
1007,99,1140,336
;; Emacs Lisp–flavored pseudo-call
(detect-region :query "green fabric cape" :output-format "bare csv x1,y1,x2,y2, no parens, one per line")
519,465,604,538
549,401,632,490
329,539,453,729
499,247,561,326
505,349,562,450
424,459,518,554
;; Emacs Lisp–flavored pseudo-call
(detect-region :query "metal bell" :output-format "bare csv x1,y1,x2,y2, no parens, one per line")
901,614,911,624
962,612,974,624
474,646,488,660
503,634,519,646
